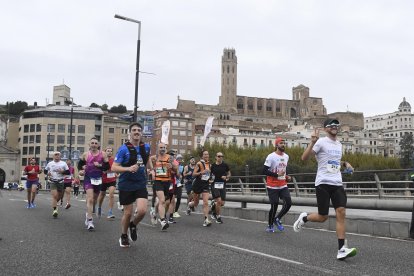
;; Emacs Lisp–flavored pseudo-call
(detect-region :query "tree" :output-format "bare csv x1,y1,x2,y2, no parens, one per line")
89,103,100,108
6,101,28,115
109,104,127,113
399,133,414,168
101,104,108,111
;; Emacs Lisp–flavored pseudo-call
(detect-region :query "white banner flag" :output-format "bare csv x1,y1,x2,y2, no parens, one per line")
160,120,171,144
200,116,214,146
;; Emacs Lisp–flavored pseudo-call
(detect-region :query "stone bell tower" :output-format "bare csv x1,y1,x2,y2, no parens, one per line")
219,48,237,112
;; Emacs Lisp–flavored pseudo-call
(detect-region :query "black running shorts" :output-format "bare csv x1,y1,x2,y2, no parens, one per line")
316,184,347,215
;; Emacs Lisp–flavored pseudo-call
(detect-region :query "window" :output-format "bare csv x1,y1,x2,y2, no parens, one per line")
48,135,55,143
46,146,54,151
58,124,65,133
47,124,55,132
267,102,273,112
57,146,65,152
77,147,85,154
95,125,101,132
29,135,34,144
109,127,115,134
171,121,179,127
24,125,29,133
67,136,75,144
179,140,187,146
172,139,178,145
179,121,186,127
108,139,114,145
29,147,34,155
77,136,85,144
36,124,41,132
68,125,76,133
187,123,193,130
23,147,28,154
57,135,65,144
35,146,40,155
172,130,178,136
36,135,41,143
30,124,35,132
179,130,186,136
78,125,85,133
187,141,192,146
22,158,27,166
23,136,28,144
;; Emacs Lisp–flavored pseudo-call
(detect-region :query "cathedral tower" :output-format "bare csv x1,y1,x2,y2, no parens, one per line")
219,48,237,112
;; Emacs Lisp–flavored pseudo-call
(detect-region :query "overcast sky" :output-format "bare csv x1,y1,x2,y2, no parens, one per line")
1,0,413,117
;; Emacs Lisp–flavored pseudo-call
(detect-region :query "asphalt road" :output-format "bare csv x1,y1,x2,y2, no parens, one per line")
0,190,413,276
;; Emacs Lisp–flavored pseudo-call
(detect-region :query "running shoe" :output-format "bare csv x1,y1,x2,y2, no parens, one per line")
203,218,212,227
65,203,71,209
186,206,191,215
27,203,31,209
172,212,181,218
87,219,94,231
107,210,115,219
210,213,217,220
150,209,157,225
216,217,223,224
119,234,130,248
97,207,102,218
293,212,308,232
52,209,58,218
337,246,357,260
117,202,123,210
265,225,275,233
129,222,137,241
274,218,284,231
160,220,169,231
31,203,36,208
168,217,177,224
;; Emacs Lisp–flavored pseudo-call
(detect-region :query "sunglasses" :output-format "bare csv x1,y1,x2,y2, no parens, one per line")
217,155,224,158
325,123,340,128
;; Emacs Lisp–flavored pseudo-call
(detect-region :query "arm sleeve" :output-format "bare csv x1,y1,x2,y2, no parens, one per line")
263,165,278,177
77,159,86,170
101,161,110,171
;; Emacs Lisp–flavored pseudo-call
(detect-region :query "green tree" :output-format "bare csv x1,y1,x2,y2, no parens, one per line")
399,133,414,168
109,104,127,113
6,101,28,115
89,103,100,108
101,104,108,111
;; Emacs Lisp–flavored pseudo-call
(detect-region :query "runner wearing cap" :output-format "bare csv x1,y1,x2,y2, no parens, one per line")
294,118,357,260
263,137,292,232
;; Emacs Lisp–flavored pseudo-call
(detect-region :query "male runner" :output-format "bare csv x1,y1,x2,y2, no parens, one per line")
23,157,41,208
183,156,196,212
97,147,117,219
172,154,184,218
263,137,292,232
210,152,231,224
294,119,357,260
78,138,109,230
112,122,150,247
62,159,74,209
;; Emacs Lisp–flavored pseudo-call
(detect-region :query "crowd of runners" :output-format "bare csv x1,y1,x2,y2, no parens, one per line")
22,119,357,260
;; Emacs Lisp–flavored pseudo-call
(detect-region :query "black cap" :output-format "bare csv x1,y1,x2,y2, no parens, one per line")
168,150,175,155
323,118,340,127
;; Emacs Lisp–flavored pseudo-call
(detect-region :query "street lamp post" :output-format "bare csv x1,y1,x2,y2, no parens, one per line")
114,14,141,123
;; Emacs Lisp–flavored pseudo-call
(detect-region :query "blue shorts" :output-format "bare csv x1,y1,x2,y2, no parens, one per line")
26,179,39,189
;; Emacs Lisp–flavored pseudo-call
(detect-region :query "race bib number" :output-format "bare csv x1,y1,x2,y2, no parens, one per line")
327,160,340,174
64,175,73,180
201,172,210,181
155,167,167,177
107,172,116,178
176,181,182,188
214,182,224,189
169,183,174,191
91,177,102,185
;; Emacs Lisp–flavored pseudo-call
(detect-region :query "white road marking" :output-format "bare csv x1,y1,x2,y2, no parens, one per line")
218,243,335,275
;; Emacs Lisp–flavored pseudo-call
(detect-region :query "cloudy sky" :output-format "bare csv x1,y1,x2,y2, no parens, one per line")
1,0,413,117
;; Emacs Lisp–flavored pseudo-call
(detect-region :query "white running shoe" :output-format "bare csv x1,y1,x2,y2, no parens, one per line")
337,246,357,260
203,219,212,227
293,212,307,232
172,212,181,218
87,220,95,231
160,220,169,231
150,210,157,225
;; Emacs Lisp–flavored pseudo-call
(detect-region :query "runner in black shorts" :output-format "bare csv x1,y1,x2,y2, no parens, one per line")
210,152,231,224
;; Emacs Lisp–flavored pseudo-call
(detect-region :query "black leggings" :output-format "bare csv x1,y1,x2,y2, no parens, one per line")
151,185,156,207
268,197,292,226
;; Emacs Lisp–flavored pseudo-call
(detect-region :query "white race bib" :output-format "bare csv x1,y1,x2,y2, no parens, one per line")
169,183,174,191
107,172,116,178
201,172,210,181
214,182,224,189
156,167,167,177
90,177,102,185
326,160,340,174
176,182,182,188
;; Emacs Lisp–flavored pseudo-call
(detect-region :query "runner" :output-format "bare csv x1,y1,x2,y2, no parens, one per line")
294,118,357,260
44,152,70,218
187,150,212,227
97,147,117,219
183,156,196,214
78,138,109,230
111,122,150,248
172,154,185,218
23,157,41,208
73,176,80,198
62,159,74,209
210,152,231,224
148,143,178,231
262,137,292,232
166,150,179,224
